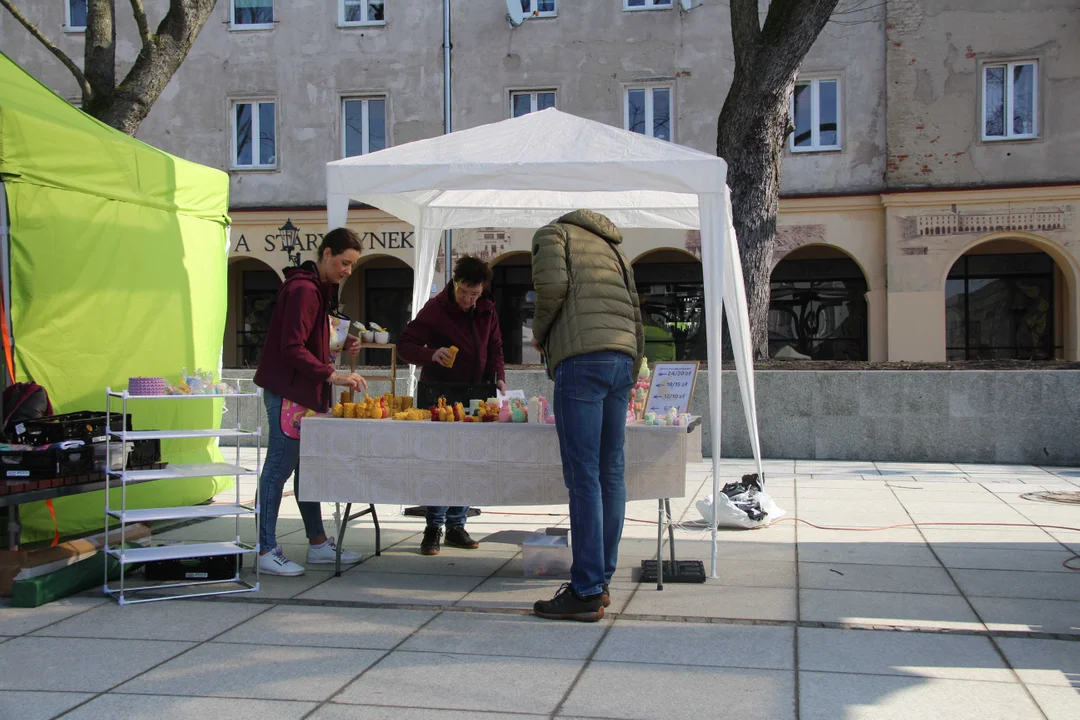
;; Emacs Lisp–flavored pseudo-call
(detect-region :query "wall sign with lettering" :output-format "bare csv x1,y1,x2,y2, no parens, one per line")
643,361,700,416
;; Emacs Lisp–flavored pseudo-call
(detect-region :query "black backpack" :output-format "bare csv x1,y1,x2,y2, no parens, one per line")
2,382,53,443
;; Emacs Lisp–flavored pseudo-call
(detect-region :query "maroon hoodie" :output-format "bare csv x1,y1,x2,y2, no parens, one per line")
254,262,335,412
398,283,505,385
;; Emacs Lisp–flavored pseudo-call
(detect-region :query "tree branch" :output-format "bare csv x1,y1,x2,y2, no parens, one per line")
0,0,92,103
129,0,153,50
729,0,762,71
84,0,117,109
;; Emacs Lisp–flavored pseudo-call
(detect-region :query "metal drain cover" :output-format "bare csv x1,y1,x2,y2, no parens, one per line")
1020,491,1080,505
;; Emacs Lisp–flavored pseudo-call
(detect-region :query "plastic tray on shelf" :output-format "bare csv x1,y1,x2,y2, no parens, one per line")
14,411,132,446
0,443,95,480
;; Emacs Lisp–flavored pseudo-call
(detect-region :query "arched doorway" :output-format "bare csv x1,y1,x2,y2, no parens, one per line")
769,245,869,360
225,257,281,368
490,251,539,365
944,238,1067,360
631,249,704,362
341,255,414,366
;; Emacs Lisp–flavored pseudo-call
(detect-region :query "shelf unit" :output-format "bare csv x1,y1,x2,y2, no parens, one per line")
103,387,263,605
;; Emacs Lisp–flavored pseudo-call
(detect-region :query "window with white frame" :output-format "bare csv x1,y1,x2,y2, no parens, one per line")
511,90,556,118
520,0,556,18
231,0,274,29
65,0,87,30
625,85,672,141
790,78,841,152
233,100,277,169
341,0,385,26
982,60,1038,140
625,0,673,10
342,97,387,157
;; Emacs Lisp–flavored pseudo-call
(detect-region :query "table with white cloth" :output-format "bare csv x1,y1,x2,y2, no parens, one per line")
297,416,698,588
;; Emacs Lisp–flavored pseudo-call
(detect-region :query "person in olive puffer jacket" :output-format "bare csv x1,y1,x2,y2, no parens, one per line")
530,210,645,623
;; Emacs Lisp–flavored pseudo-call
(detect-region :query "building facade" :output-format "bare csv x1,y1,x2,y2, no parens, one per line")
4,0,1078,367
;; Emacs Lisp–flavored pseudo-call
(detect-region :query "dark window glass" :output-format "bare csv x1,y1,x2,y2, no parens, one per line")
769,258,868,360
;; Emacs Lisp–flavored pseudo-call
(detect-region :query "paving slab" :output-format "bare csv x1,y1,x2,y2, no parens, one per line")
969,597,1080,635
310,707,542,720
799,671,1042,720
623,584,796,622
351,549,518,577
934,547,1079,573
30,600,267,642
951,568,1080,601
798,562,959,595
0,637,193,692
334,651,583,714
214,606,437,650
798,627,1012,682
800,589,984,630
1025,685,1080,720
994,637,1080,688
400,611,609,659
0,597,106,636
0,691,94,720
116,642,384,701
294,571,485,606
796,541,941,568
595,619,793,670
59,694,317,720
560,662,795,720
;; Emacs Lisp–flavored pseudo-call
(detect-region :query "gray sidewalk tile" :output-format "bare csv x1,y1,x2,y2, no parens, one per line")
0,597,106,636
952,568,1080,601
1026,685,1080,720
30,600,266,642
796,542,941,568
116,643,384,701
798,563,959,595
294,571,485,605
798,627,1013,682
214,606,437,650
935,547,1079,573
559,662,794,720
311,708,543,720
60,694,317,720
995,637,1080,688
453,576,591,612
0,637,193,691
351,549,517,577
334,651,583,714
594,619,794,670
800,589,984,630
623,584,796,622
230,565,337,599
400,611,608,659
0,691,94,720
799,672,1042,720
970,597,1080,635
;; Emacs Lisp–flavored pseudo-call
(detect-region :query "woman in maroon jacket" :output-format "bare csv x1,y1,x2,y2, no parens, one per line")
398,255,506,556
253,228,368,577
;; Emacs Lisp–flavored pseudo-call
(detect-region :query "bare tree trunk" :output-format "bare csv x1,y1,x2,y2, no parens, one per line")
1,0,217,136
717,0,842,358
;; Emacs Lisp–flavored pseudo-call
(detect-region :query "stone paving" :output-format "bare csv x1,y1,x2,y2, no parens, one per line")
1,455,1079,719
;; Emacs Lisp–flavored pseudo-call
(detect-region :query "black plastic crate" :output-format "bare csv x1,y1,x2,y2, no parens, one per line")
14,411,132,446
127,439,161,467
143,552,243,581
0,444,95,480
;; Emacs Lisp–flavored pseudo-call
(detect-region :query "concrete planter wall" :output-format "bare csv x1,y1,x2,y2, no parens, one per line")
222,368,1080,465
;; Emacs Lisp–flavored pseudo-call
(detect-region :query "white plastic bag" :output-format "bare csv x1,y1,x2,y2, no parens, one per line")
696,475,786,530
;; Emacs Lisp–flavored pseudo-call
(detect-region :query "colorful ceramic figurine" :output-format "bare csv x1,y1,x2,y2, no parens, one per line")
498,400,512,423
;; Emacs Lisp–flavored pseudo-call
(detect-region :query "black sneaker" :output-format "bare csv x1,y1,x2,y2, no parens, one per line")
534,583,604,622
445,525,479,549
420,525,442,556
602,584,611,608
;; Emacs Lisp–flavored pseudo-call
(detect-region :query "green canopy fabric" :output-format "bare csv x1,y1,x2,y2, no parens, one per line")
0,53,234,543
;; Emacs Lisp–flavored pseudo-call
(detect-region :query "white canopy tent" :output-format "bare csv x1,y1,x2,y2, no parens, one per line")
326,108,763,575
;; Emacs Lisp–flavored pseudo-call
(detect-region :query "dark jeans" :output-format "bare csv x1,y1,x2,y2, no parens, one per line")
553,351,635,598
426,506,469,528
257,389,326,550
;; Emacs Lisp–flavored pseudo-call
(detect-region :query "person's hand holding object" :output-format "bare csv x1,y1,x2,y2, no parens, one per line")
432,347,452,367
345,335,361,357
330,372,368,391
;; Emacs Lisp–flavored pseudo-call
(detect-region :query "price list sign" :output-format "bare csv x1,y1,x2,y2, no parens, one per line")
643,361,700,416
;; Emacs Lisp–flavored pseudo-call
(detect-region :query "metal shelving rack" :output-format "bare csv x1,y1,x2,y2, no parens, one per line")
102,387,263,605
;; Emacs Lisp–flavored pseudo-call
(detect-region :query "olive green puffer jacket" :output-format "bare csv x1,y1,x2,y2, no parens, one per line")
531,210,645,378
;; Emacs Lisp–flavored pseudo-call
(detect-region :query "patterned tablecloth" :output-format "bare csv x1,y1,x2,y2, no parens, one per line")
297,417,688,506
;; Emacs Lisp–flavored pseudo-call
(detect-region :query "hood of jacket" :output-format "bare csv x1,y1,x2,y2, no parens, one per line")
435,281,496,317
556,209,623,245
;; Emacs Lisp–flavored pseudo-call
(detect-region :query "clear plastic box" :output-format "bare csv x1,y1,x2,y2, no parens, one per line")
521,534,571,578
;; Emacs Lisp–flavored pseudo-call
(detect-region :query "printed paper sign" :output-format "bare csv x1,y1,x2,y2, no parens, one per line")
644,361,699,416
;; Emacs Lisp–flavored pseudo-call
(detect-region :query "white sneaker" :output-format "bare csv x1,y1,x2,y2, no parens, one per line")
307,538,361,565
258,546,305,577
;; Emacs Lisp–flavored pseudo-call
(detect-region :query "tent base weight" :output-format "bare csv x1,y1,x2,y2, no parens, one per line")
639,559,706,584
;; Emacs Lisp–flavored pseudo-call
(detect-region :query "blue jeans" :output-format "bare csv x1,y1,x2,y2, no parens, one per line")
553,351,635,598
258,389,326,551
426,506,469,528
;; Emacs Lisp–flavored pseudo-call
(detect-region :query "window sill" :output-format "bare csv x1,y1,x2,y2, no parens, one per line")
623,7,674,11
789,147,843,155
980,135,1041,143
63,26,87,34
228,24,276,32
230,166,279,173
338,21,387,28
530,15,558,20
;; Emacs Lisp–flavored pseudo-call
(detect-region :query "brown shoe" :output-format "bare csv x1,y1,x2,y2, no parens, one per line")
602,584,611,608
445,525,479,549
420,525,442,555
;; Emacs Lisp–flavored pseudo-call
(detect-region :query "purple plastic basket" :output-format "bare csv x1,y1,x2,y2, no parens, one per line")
128,377,166,396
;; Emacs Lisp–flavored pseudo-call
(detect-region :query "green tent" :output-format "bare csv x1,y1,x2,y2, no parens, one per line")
0,53,233,543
